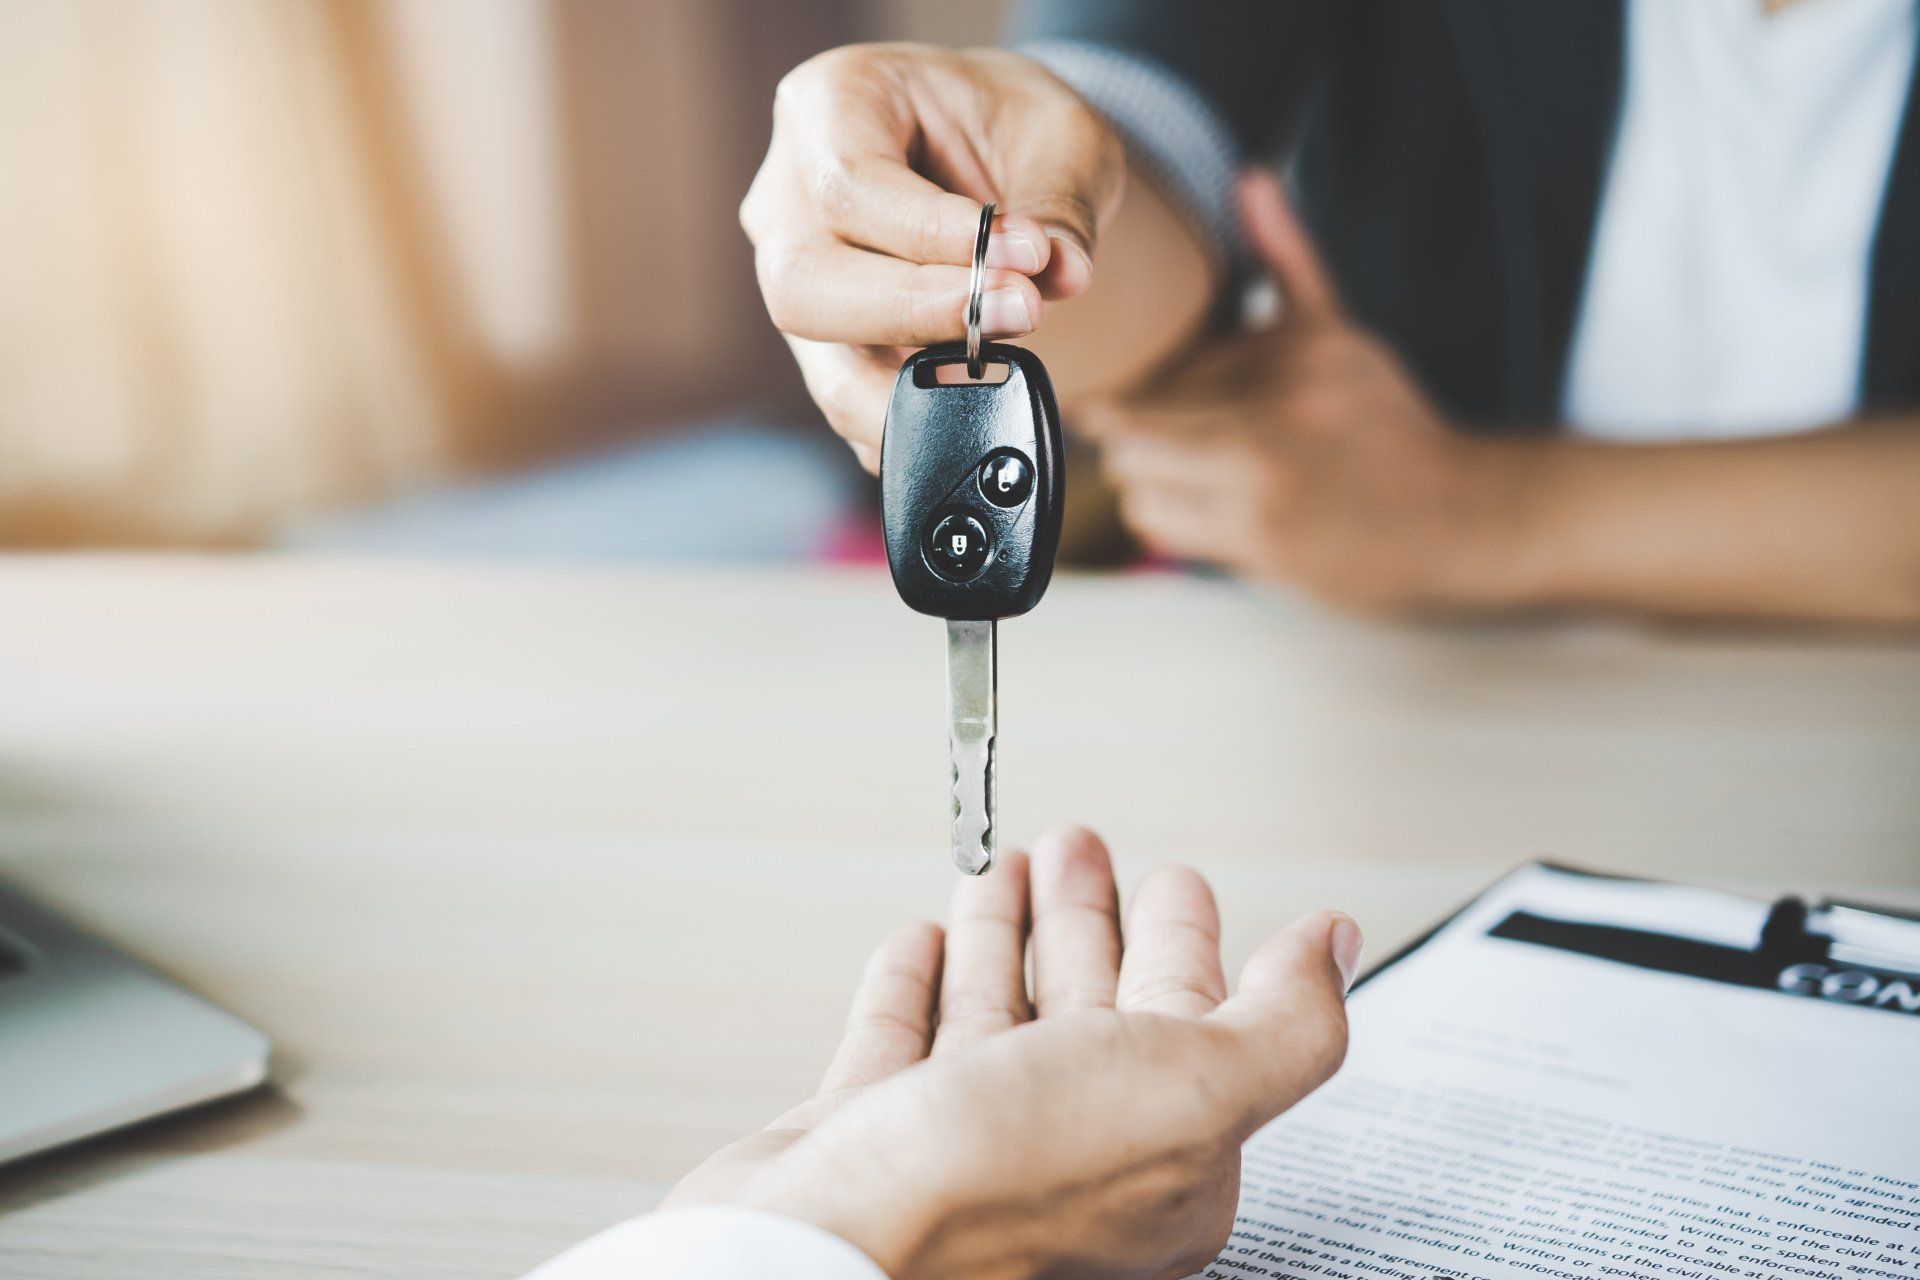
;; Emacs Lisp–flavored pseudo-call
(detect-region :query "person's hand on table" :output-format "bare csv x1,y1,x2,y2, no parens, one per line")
740,44,1124,470
661,826,1360,1280
1084,172,1527,616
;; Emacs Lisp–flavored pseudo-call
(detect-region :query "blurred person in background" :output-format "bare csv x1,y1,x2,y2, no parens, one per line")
743,0,1920,623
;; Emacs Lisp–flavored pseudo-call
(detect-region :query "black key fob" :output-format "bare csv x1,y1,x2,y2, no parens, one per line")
879,341,1064,621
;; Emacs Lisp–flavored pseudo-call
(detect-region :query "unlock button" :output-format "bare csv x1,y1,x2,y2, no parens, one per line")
926,512,991,581
979,452,1033,507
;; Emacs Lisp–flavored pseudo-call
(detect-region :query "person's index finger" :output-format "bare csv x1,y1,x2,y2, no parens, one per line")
821,157,1052,272
782,60,1052,269
1208,911,1357,1129
758,242,1040,346
796,97,1053,270
777,63,971,261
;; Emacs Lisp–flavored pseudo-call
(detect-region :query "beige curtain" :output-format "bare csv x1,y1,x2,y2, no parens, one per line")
0,0,445,544
0,0,849,546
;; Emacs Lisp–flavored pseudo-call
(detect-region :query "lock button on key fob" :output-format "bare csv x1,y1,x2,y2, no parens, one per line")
926,511,992,581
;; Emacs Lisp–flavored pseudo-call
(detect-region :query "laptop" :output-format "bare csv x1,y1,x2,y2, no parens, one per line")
0,880,270,1164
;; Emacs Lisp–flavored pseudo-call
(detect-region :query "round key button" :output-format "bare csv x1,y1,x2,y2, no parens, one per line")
978,452,1034,508
926,512,991,581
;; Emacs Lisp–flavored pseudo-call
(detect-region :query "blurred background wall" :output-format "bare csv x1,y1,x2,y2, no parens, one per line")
0,0,1009,547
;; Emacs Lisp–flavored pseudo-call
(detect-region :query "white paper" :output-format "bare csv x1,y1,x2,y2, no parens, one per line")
1199,866,1920,1280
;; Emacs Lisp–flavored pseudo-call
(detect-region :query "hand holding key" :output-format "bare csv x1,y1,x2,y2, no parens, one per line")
739,44,1123,468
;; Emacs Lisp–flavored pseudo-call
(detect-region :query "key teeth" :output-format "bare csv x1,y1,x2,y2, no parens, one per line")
980,733,995,873
950,739,995,876
951,784,992,876
943,618,997,876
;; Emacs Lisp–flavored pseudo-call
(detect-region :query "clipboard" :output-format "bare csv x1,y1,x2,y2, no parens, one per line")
1198,863,1920,1280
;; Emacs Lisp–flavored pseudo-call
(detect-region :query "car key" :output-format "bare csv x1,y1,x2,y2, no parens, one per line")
878,202,1064,874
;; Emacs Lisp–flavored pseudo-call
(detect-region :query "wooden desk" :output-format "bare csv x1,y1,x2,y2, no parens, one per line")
0,558,1915,1277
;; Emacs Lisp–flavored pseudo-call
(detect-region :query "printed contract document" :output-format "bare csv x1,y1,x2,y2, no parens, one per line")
1198,866,1919,1280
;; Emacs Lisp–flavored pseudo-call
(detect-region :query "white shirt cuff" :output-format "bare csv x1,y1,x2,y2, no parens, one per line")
521,1205,892,1280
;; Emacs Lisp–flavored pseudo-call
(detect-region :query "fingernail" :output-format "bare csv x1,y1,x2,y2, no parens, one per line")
985,231,1042,273
1046,231,1093,292
979,287,1032,336
1330,914,1363,993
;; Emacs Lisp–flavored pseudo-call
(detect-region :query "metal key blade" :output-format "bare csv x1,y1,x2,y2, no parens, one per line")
945,619,997,874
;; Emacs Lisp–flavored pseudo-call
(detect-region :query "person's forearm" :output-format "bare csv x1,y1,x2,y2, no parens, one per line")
1025,162,1216,400
1462,421,1920,624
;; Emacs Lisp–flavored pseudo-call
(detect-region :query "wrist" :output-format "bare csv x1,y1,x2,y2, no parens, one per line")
740,1177,1036,1280
718,1164,952,1280
1424,434,1555,610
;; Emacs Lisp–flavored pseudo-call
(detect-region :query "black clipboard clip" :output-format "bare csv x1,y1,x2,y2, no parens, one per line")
1762,895,1920,980
1474,871,1920,1018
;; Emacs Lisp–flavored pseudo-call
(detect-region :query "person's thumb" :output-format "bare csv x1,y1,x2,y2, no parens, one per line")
1208,909,1359,1134
1238,169,1343,323
998,104,1125,300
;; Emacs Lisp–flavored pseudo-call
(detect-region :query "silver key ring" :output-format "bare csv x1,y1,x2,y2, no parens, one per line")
964,201,996,380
